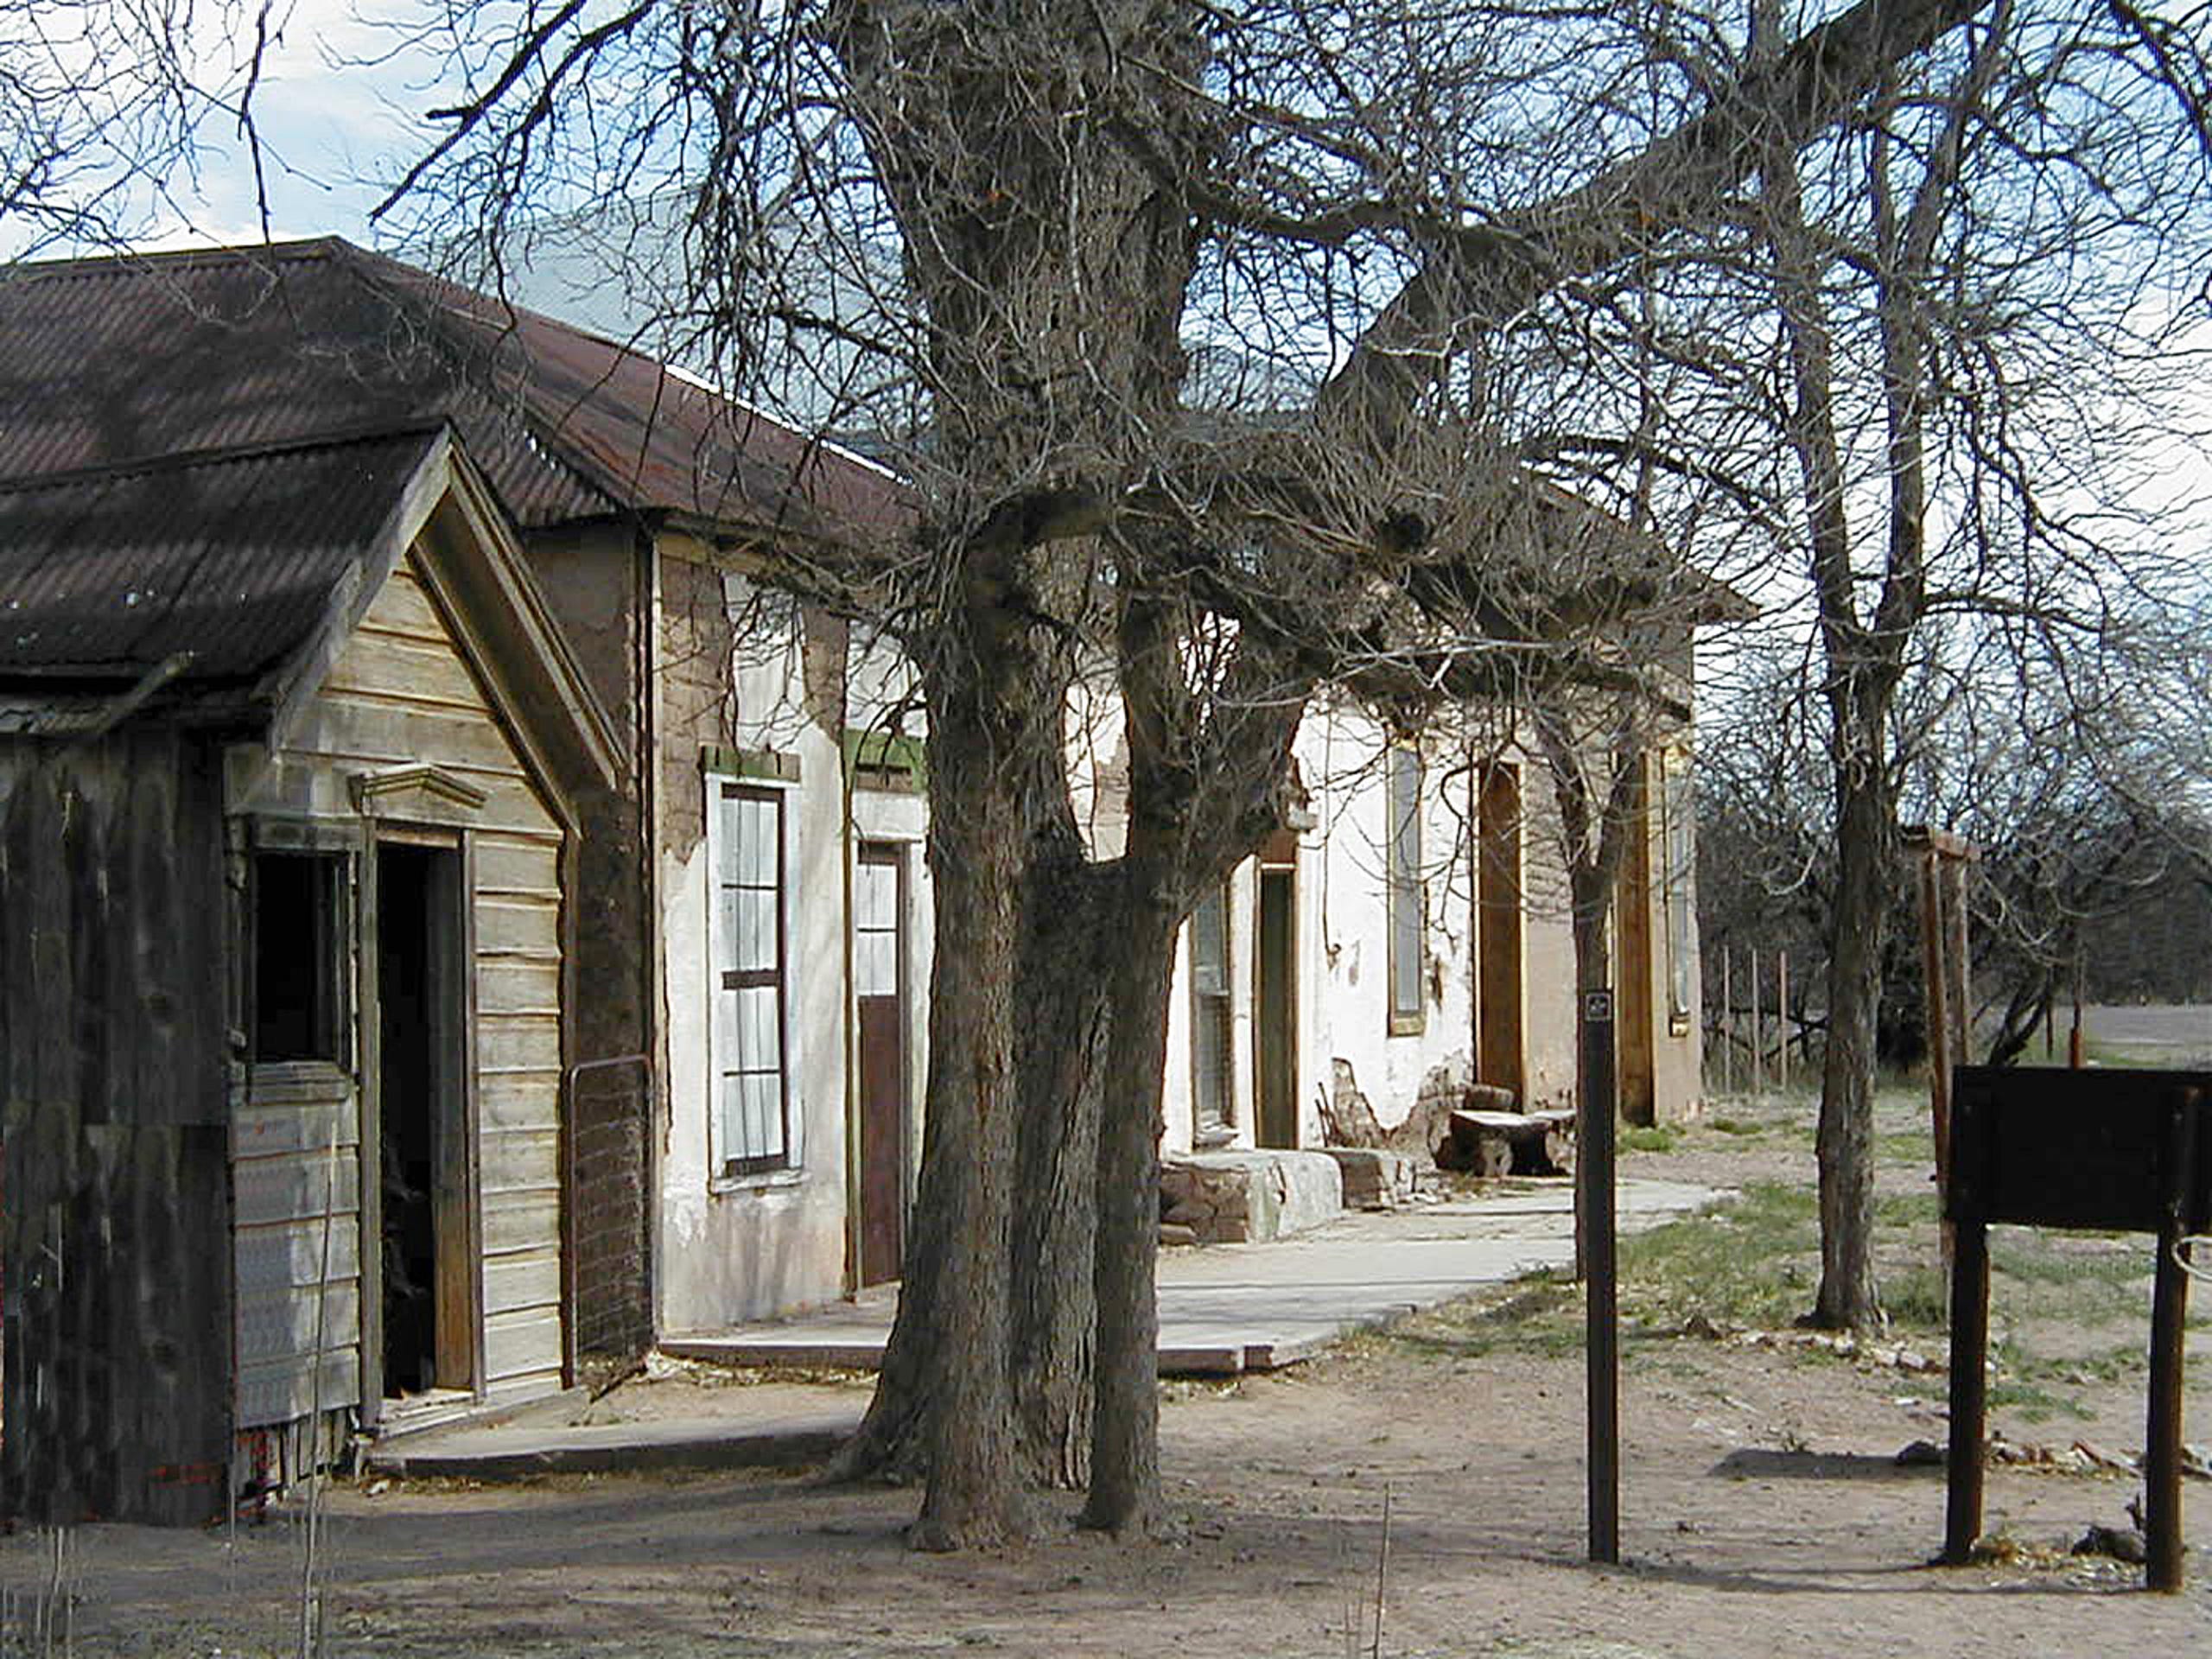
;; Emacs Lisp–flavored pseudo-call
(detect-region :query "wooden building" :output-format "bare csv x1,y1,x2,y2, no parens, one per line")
0,426,617,1523
0,239,907,1522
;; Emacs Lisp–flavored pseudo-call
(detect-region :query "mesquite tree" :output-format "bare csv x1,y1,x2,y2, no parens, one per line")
1736,0,2210,1326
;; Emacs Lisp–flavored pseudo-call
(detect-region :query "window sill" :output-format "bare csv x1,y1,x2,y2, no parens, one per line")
710,1166,805,1197
1386,1014,1427,1039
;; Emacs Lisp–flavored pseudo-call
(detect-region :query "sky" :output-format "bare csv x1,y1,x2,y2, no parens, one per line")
181,2,440,247
5,0,451,258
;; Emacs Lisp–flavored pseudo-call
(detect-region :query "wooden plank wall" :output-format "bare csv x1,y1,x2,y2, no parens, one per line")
232,1062,364,1429
237,553,568,1408
0,733,233,1526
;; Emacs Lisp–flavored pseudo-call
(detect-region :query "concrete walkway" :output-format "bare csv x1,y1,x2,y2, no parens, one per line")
367,1175,1714,1480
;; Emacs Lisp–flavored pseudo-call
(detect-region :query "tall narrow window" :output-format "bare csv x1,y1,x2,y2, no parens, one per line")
1387,745,1426,1033
1662,751,1696,1033
1189,879,1235,1143
710,781,792,1176
253,851,346,1064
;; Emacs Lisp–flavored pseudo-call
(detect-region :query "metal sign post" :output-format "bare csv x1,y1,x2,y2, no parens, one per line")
1580,987,1619,1565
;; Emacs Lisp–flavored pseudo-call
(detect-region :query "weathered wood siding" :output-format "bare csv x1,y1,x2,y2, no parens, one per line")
0,733,233,1526
232,1059,364,1429
232,552,569,1413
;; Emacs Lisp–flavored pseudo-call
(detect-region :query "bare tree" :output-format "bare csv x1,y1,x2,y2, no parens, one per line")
0,1,286,256
366,0,2050,1543
1723,0,2211,1326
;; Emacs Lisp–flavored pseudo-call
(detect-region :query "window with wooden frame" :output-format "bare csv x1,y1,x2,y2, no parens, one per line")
1661,748,1696,1035
252,850,348,1064
1386,744,1426,1034
709,779,795,1177
1189,878,1236,1143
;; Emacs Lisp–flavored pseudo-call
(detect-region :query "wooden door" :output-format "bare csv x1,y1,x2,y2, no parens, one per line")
1615,758,1658,1126
1475,763,1526,1102
1255,864,1298,1147
855,845,907,1287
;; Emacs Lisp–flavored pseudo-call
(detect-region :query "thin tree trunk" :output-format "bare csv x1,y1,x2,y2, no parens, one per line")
1008,842,1107,1490
1809,740,1889,1329
1081,873,1175,1535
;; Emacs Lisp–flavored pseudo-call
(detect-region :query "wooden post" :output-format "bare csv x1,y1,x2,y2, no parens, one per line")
1916,842,1954,1200
2069,953,2085,1070
1942,854,1972,1067
1581,988,1620,1566
1750,946,1763,1098
1720,947,1733,1095
1777,950,1790,1091
1942,1214,1991,1565
2145,1088,2199,1592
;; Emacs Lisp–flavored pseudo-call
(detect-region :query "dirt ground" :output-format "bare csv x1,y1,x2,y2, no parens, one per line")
6,1084,2211,1658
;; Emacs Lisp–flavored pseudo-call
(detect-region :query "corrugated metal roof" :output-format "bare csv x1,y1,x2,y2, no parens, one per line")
0,431,440,690
0,238,910,542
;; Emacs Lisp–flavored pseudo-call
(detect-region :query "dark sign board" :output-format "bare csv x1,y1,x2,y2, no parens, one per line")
1948,1065,2211,1235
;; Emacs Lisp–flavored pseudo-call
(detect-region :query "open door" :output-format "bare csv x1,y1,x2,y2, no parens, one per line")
855,844,908,1287
374,840,476,1402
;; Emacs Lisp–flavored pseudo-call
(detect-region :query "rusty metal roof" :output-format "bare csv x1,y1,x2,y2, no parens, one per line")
0,238,909,542
0,430,442,692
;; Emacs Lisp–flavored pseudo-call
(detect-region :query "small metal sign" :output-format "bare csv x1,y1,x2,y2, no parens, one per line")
1582,989,1613,1023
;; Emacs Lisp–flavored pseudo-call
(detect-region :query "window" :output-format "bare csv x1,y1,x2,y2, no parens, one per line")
1661,751,1695,1034
1189,879,1235,1142
253,852,346,1063
709,780,793,1176
1387,745,1425,1034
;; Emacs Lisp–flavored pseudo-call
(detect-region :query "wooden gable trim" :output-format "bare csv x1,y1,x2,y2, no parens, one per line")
410,451,623,838
348,763,492,817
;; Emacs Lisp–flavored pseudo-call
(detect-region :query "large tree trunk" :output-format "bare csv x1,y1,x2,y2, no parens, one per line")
902,664,1033,1549
830,655,1106,1501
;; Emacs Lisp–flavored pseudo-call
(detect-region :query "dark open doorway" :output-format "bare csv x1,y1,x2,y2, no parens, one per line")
1255,837,1299,1148
375,840,474,1401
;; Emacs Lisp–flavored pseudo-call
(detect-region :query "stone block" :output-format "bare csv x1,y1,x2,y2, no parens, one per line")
1319,1147,1419,1211
1158,1150,1344,1243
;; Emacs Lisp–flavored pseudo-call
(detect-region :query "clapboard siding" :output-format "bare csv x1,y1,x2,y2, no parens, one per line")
234,1062,363,1427
231,552,570,1417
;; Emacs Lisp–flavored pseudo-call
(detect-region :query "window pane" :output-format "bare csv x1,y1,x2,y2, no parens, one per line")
1191,884,1229,996
1387,748,1424,1020
857,860,898,929
856,931,898,997
735,887,778,973
254,852,343,1062
738,797,779,885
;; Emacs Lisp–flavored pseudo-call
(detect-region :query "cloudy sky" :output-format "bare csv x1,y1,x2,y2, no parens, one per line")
5,0,455,257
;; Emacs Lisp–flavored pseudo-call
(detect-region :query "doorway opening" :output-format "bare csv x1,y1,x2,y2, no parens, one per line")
1475,763,1526,1102
375,840,474,1402
1255,836,1299,1148
854,844,909,1287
